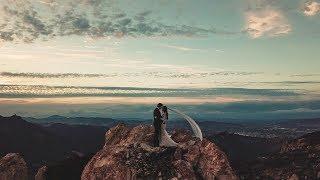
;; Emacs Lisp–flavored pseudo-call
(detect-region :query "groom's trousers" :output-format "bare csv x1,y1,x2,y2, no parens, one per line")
153,122,161,147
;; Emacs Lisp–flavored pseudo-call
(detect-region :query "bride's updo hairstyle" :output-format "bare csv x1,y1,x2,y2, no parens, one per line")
162,106,168,116
162,106,167,111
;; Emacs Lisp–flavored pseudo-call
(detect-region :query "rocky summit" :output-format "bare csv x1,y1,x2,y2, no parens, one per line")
81,124,237,180
0,153,28,180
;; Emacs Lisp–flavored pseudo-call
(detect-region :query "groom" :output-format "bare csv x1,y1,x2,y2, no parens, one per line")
153,103,164,147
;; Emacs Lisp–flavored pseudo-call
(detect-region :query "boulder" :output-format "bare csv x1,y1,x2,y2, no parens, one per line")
0,153,28,180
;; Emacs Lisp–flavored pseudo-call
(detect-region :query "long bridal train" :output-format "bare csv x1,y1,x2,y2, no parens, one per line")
169,108,203,141
159,107,203,147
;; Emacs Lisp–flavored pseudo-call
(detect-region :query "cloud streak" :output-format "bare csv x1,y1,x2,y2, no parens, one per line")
160,44,206,52
290,73,320,77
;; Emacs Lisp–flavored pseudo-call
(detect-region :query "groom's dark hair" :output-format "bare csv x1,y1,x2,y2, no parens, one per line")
157,103,163,108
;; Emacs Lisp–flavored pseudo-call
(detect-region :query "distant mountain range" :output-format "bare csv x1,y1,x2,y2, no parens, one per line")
24,115,320,137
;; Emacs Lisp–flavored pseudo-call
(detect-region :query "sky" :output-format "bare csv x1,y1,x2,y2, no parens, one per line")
0,0,320,120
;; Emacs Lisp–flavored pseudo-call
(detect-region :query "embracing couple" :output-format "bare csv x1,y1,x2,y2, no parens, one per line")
153,103,178,147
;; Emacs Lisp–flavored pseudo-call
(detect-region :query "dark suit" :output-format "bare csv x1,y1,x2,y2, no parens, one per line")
153,108,163,147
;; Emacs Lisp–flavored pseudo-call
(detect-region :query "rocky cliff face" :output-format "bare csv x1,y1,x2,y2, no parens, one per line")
81,124,237,180
0,153,28,180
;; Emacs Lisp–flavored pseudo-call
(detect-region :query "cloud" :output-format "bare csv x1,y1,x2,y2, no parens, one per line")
245,8,291,38
0,0,230,43
303,1,320,16
0,31,14,41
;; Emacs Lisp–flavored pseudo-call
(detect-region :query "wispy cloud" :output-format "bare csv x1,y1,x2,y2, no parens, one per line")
290,73,320,77
160,44,206,52
303,1,320,16
160,44,224,53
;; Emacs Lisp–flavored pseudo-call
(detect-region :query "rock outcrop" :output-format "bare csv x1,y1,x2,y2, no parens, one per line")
82,124,237,180
35,166,47,180
0,153,28,180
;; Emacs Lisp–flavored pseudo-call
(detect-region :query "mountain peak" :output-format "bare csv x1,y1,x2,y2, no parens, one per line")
8,114,23,121
82,124,237,180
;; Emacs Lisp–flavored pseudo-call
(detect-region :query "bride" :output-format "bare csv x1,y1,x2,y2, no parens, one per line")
159,106,178,147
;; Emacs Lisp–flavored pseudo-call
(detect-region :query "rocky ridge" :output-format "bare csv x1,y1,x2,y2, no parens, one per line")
81,124,237,180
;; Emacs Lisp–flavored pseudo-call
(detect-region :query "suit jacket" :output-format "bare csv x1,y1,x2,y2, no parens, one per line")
153,108,163,127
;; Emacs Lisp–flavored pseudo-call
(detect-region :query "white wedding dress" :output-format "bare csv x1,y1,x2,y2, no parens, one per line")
159,110,178,147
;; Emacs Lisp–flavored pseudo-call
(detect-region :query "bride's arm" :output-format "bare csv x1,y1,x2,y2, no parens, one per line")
161,115,168,124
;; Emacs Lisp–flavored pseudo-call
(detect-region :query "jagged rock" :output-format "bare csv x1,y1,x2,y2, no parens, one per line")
289,174,299,180
82,124,237,180
35,166,47,180
0,153,28,180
